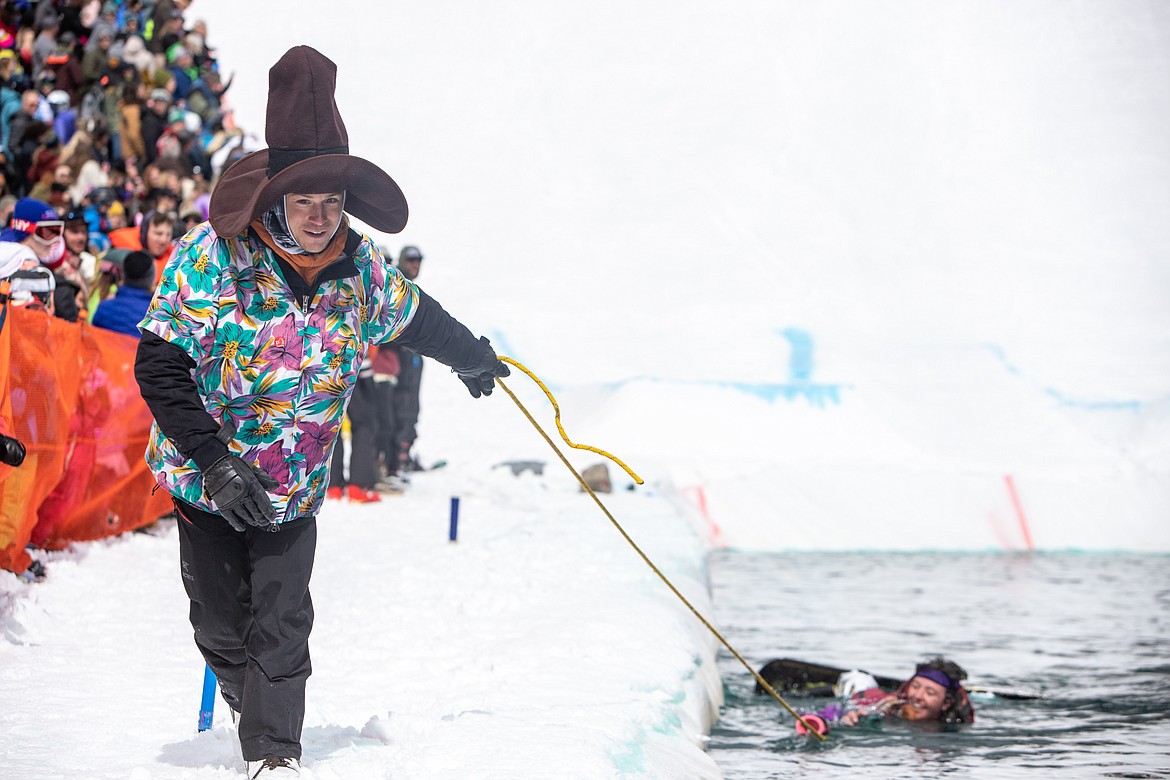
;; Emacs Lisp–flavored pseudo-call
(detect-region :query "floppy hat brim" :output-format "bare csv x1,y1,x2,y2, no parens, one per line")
208,150,408,238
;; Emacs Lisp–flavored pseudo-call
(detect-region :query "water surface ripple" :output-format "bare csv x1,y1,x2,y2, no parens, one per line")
707,552,1170,779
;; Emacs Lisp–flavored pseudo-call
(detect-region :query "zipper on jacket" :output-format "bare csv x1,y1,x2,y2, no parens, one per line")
302,294,310,312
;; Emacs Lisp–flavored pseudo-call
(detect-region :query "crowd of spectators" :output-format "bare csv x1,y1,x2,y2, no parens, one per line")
0,0,260,327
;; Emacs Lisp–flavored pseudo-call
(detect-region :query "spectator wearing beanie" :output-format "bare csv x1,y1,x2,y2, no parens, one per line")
91,249,154,337
0,196,65,270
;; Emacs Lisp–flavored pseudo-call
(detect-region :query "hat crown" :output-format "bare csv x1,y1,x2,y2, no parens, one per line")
265,46,349,175
208,46,408,238
14,197,57,224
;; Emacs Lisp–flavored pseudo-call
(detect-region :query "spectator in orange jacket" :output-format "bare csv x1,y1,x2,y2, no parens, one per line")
108,210,176,276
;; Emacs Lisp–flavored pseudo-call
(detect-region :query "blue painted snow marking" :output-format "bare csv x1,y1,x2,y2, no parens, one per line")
487,327,845,405
735,381,844,406
982,343,1144,411
611,739,646,774
782,327,815,381
489,331,519,367
653,710,683,734
1044,387,1143,411
762,327,844,406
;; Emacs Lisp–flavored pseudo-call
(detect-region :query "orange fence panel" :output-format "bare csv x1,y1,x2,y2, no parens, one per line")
0,303,171,574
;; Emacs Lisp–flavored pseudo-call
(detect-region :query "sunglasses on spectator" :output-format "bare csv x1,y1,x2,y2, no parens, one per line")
34,221,64,242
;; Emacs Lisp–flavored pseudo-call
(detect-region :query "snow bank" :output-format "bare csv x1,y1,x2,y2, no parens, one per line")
0,460,724,778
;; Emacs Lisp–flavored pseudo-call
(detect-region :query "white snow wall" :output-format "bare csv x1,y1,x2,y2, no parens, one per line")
200,1,1170,551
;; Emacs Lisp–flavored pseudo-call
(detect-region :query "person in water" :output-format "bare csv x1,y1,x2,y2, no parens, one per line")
796,657,976,734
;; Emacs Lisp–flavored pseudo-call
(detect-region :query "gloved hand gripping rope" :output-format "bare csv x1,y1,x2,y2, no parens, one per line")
493,356,827,740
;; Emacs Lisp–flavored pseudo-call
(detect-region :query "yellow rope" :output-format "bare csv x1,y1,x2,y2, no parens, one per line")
498,357,643,485
494,360,825,740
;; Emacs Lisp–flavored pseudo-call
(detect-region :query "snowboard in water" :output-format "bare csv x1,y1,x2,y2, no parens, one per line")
756,658,901,697
755,657,1042,701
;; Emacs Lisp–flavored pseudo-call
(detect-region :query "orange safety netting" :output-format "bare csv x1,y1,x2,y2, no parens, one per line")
0,299,172,574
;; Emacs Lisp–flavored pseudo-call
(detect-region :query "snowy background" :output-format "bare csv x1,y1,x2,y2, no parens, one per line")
2,1,1169,778
206,0,1170,552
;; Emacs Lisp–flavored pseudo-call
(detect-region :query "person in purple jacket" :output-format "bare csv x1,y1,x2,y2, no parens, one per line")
796,657,976,735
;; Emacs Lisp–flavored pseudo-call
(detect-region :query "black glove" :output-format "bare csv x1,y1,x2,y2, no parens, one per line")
200,421,280,531
0,433,26,467
204,454,280,531
453,336,511,398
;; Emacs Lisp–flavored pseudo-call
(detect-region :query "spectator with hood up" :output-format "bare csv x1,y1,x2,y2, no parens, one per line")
108,208,176,278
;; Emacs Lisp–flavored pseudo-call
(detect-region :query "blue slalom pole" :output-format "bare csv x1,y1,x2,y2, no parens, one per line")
449,496,460,542
198,664,217,731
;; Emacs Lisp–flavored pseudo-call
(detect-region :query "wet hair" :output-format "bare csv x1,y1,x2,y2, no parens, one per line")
916,656,968,688
896,656,976,725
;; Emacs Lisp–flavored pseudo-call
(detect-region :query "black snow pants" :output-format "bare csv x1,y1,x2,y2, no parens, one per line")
373,379,397,475
175,499,316,761
392,347,423,459
329,374,379,489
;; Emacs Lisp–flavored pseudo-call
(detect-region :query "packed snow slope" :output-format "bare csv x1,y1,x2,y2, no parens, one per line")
200,0,1170,551
0,458,724,779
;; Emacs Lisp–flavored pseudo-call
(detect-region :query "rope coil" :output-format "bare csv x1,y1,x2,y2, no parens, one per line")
495,357,825,740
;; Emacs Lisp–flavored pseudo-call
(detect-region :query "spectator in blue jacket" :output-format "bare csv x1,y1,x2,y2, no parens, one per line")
91,250,154,336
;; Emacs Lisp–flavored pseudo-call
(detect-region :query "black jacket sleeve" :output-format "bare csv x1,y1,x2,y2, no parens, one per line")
134,330,227,470
390,287,488,371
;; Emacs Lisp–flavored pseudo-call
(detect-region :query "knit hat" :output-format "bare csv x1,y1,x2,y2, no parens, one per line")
1,198,58,242
103,248,130,269
122,250,155,290
208,46,407,238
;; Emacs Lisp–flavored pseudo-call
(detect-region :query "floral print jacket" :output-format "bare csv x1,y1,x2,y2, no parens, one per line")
140,224,418,523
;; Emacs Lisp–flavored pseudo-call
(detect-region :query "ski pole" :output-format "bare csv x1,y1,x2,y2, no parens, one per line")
197,664,217,732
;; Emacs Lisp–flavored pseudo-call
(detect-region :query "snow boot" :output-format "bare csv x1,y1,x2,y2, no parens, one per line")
346,484,381,503
376,473,408,494
245,756,300,777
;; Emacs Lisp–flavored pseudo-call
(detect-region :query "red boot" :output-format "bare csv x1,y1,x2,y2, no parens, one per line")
346,484,381,504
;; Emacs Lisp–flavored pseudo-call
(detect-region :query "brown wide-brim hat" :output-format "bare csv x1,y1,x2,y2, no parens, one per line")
209,46,407,238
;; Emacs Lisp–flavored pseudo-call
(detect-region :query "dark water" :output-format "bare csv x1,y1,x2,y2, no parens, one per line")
707,551,1170,779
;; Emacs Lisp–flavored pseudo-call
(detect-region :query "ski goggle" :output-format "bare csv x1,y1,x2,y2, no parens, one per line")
32,220,64,244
